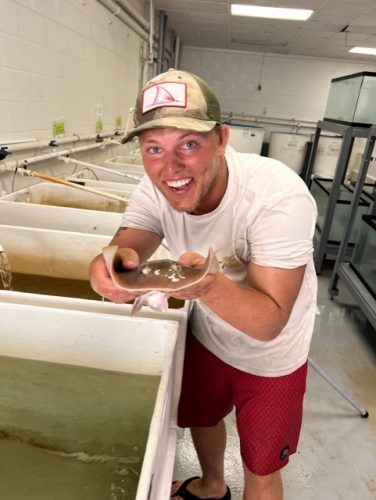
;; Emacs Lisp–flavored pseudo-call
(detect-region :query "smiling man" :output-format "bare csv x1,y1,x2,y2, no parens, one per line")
89,69,318,500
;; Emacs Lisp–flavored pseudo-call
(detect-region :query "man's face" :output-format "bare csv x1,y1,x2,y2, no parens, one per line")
138,125,229,215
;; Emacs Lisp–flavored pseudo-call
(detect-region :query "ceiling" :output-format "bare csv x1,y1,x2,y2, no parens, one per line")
152,0,376,62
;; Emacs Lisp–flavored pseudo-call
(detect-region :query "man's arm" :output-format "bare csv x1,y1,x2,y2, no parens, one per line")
172,255,306,342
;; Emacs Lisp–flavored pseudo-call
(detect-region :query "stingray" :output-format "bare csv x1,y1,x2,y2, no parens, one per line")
102,245,218,314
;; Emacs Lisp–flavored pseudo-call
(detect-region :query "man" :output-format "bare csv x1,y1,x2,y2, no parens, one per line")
89,68,317,500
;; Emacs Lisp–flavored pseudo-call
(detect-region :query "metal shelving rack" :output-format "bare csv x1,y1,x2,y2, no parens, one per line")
328,125,376,330
304,120,370,273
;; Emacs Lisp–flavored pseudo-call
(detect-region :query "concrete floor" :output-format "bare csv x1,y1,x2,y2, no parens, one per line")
173,264,376,499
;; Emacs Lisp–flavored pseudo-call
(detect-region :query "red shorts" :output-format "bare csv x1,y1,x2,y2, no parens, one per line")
177,334,308,476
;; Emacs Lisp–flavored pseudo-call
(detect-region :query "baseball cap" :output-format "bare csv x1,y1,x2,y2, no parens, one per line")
121,68,222,143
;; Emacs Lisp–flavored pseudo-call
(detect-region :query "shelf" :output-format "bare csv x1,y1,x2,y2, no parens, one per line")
336,263,376,330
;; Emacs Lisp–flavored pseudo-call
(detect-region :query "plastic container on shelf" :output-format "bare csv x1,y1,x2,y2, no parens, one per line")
268,131,310,174
350,215,376,298
227,124,265,154
0,298,186,500
310,177,371,245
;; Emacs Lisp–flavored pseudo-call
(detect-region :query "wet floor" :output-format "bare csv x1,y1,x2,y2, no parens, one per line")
173,263,376,499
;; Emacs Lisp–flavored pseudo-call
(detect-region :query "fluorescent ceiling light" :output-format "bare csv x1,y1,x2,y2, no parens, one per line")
231,4,313,21
349,46,376,55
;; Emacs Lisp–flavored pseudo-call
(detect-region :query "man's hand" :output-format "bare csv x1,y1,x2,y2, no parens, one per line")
171,251,219,300
89,248,141,304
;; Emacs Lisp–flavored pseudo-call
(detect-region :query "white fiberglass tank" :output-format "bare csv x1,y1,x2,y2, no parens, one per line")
228,124,265,154
312,135,342,178
268,131,311,175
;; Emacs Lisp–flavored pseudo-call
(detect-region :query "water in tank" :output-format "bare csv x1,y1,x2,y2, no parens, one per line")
227,124,265,154
268,132,310,175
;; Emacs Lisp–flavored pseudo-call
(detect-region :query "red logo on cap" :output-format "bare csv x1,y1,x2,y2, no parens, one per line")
142,82,187,114
153,85,178,105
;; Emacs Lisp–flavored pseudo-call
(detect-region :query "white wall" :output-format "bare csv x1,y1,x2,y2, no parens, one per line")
180,46,376,136
0,0,144,141
0,0,154,194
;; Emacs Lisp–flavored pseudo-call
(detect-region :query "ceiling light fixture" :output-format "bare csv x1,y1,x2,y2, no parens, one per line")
349,46,376,55
231,4,313,21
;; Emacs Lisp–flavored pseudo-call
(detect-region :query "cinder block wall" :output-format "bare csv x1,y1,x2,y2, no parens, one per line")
0,0,149,193
0,0,143,141
180,46,376,137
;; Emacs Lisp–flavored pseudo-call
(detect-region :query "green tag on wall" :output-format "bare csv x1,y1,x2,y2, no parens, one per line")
115,115,122,129
95,119,103,133
52,119,65,138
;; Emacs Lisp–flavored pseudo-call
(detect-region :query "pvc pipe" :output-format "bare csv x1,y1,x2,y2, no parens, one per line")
118,0,150,30
5,132,120,155
98,0,149,42
148,0,154,64
0,243,3,253
2,142,107,172
124,107,135,137
173,36,180,69
223,112,316,130
157,11,167,74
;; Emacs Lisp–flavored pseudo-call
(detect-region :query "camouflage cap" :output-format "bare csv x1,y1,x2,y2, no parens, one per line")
121,68,222,143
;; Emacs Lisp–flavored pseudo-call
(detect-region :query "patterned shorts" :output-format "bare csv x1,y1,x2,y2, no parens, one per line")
177,333,308,475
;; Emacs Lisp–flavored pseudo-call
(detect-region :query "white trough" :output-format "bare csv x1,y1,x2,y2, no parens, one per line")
0,200,122,235
104,154,143,167
0,225,171,300
71,166,144,184
66,176,138,196
0,297,186,500
0,182,127,213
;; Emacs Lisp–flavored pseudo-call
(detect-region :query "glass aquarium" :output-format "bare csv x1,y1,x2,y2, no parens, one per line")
324,72,376,126
350,215,376,298
310,177,371,244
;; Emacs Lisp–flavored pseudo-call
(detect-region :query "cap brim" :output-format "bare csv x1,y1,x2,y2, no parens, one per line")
121,116,218,144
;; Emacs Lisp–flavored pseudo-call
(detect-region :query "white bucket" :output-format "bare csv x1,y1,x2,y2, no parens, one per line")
268,132,310,174
228,124,265,154
313,135,343,178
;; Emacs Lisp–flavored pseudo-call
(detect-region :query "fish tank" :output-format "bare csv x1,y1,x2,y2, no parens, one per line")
310,177,371,244
324,72,376,126
350,215,376,298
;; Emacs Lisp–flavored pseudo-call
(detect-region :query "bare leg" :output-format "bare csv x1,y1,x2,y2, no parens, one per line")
243,462,283,500
171,419,228,499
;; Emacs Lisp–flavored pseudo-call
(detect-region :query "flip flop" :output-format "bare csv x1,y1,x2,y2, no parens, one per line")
171,476,231,499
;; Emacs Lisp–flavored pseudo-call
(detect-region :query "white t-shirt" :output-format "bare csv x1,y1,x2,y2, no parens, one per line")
122,146,318,376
